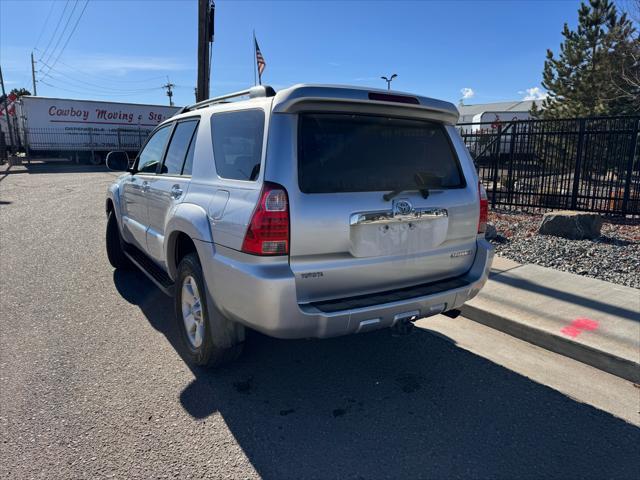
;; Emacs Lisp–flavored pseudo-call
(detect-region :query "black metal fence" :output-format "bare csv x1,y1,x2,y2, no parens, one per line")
459,116,640,215
24,127,153,153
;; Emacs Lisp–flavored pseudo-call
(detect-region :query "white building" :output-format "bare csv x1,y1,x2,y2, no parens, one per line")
457,100,542,125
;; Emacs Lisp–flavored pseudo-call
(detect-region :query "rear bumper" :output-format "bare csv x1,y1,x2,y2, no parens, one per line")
196,239,494,339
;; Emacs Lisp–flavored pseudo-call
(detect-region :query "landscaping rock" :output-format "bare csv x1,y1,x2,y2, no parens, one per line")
484,223,497,240
490,210,639,288
539,211,603,240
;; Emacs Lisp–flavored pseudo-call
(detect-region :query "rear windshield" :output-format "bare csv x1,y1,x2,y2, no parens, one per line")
298,113,464,193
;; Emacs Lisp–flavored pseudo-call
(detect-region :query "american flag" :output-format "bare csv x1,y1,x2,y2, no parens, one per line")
255,37,266,82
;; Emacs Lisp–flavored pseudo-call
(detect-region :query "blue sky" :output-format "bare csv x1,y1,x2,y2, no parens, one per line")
1,0,585,107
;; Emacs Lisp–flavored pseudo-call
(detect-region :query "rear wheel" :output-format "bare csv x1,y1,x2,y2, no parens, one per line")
175,253,244,367
89,152,103,165
105,210,131,269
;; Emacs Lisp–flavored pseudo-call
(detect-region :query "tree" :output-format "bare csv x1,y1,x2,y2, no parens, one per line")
611,30,640,110
619,0,640,25
538,0,639,118
612,0,640,110
10,88,31,98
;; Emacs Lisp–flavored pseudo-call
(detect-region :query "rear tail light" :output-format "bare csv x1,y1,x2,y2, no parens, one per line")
241,182,290,255
478,182,488,234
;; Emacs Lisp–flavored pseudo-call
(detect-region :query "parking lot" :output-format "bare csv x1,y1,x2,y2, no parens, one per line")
1,163,639,479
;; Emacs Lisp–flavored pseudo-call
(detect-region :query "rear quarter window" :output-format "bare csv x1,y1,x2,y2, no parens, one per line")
211,109,265,181
298,113,465,193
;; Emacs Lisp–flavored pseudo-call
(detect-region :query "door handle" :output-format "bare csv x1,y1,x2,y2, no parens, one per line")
141,181,150,193
170,185,183,199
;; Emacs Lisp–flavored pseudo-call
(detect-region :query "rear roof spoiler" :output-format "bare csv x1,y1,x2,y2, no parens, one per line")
272,84,459,125
177,85,276,114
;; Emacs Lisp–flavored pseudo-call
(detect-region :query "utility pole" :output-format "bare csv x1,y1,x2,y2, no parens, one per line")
0,66,15,155
30,52,38,95
196,0,214,102
162,79,175,106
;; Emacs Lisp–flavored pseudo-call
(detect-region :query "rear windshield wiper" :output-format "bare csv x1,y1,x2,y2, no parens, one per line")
383,174,432,201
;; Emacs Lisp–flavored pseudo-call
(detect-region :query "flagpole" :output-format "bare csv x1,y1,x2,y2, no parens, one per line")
253,30,257,86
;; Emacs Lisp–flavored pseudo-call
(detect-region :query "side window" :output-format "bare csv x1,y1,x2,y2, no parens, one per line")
137,125,172,173
160,120,199,175
211,109,264,181
182,129,197,176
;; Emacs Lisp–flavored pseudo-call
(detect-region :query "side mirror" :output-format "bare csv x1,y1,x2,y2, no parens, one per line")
106,151,130,172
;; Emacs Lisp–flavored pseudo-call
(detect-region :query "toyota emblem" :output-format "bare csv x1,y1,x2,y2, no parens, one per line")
394,199,413,216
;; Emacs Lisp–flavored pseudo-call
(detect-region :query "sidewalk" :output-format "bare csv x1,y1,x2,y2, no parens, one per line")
461,256,640,383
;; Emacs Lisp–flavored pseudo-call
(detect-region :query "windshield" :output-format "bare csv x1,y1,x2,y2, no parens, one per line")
298,113,464,193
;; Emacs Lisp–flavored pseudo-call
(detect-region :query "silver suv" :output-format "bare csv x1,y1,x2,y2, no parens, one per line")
105,84,494,367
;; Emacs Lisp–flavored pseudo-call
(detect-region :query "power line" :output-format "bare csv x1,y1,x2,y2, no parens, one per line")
38,58,165,93
40,1,90,81
39,56,167,84
34,1,57,50
42,0,80,66
38,0,71,62
39,1,90,81
41,0,86,76
42,72,164,95
33,0,173,102
39,80,163,98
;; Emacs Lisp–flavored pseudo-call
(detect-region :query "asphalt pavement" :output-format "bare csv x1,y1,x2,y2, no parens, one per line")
1,163,639,479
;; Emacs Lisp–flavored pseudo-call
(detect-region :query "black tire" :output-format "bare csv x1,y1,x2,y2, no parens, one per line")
175,253,244,367
89,152,103,165
105,210,131,269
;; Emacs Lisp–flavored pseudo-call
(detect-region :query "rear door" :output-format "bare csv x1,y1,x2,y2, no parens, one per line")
285,112,479,303
146,118,199,266
206,109,266,249
120,124,172,250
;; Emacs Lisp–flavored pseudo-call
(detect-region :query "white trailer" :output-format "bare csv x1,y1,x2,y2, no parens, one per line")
16,96,179,163
468,110,533,131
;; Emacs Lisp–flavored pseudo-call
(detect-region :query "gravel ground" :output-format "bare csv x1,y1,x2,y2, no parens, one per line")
1,164,639,479
488,210,640,289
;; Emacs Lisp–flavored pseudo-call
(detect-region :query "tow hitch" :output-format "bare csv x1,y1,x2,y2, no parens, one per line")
391,310,420,336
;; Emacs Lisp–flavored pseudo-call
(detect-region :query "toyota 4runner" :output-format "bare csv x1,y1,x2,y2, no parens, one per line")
105,84,494,367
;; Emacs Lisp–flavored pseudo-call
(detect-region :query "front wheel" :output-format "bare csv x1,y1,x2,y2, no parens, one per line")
175,253,244,367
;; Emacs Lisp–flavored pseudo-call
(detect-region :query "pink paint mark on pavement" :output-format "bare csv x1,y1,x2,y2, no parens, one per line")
561,325,582,338
561,318,599,338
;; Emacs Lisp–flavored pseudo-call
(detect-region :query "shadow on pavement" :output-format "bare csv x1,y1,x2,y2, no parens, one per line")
24,163,109,174
0,163,14,183
113,268,640,479
491,274,639,322
0,162,109,179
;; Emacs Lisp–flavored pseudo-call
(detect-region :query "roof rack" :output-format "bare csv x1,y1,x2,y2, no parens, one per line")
177,85,276,114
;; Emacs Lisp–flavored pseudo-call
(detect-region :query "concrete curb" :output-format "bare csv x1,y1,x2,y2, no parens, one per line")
461,303,640,384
